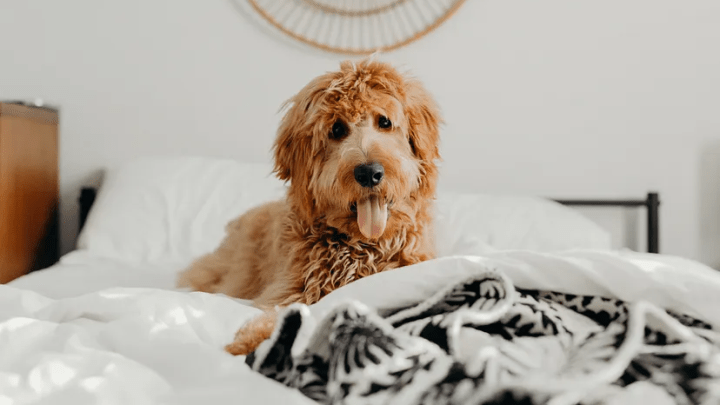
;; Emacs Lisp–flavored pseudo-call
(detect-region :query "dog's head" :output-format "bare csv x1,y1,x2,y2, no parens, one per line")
273,59,441,241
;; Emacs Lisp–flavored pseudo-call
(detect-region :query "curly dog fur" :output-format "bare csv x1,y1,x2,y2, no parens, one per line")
177,58,442,355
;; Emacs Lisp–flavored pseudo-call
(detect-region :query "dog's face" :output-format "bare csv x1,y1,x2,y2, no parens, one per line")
273,59,441,241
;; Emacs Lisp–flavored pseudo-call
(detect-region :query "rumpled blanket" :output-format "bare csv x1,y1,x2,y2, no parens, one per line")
247,270,720,405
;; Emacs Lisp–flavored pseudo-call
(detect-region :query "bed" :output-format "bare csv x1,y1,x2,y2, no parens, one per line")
3,157,718,405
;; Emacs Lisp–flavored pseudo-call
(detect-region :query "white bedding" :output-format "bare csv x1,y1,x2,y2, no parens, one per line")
8,252,183,300
3,157,714,403
3,250,720,404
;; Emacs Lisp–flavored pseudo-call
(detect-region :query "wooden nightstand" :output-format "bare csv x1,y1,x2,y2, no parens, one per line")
0,102,59,283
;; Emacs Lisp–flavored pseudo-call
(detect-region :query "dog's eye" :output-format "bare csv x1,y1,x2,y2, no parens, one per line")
330,120,348,140
378,115,392,129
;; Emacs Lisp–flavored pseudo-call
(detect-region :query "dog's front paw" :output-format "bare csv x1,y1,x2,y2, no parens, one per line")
225,312,277,356
225,337,259,356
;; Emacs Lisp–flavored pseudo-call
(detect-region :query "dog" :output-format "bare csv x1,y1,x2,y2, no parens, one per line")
177,58,441,355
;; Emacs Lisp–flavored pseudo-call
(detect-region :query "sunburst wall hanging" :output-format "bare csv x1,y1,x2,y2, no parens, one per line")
245,0,468,55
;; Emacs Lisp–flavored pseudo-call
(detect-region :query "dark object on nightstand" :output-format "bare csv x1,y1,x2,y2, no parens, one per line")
0,102,59,283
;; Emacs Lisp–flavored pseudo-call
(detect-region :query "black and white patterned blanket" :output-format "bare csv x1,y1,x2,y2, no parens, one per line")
246,270,720,404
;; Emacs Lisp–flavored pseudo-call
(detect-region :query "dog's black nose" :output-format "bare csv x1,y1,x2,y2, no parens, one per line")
354,163,384,188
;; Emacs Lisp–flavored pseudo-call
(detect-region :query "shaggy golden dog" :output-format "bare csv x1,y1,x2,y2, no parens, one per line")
177,58,441,355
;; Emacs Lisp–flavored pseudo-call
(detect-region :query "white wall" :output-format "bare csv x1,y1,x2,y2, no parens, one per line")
1,0,719,266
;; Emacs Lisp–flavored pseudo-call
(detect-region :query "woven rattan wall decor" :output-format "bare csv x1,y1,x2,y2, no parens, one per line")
246,0,468,55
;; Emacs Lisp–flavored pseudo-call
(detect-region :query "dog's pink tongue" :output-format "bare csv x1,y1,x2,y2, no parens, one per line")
356,196,388,239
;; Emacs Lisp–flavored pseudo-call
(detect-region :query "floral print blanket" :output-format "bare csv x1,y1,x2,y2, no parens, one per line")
246,270,720,404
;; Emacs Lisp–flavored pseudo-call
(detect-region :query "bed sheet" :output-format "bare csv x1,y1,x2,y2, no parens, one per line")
7,251,185,300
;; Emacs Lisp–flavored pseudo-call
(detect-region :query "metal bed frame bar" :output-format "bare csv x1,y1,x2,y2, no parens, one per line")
553,192,660,254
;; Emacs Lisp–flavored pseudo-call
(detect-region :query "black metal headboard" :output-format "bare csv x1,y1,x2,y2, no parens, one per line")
77,187,660,254
552,192,660,254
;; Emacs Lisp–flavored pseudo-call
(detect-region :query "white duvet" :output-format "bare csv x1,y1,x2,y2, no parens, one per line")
3,249,720,404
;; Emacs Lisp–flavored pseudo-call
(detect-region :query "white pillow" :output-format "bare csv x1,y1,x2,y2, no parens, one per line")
433,192,612,256
78,156,611,264
77,156,287,263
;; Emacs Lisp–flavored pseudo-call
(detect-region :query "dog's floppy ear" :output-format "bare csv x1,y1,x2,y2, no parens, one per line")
403,78,442,198
273,74,332,221
273,101,308,182
273,75,329,182
404,79,442,164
